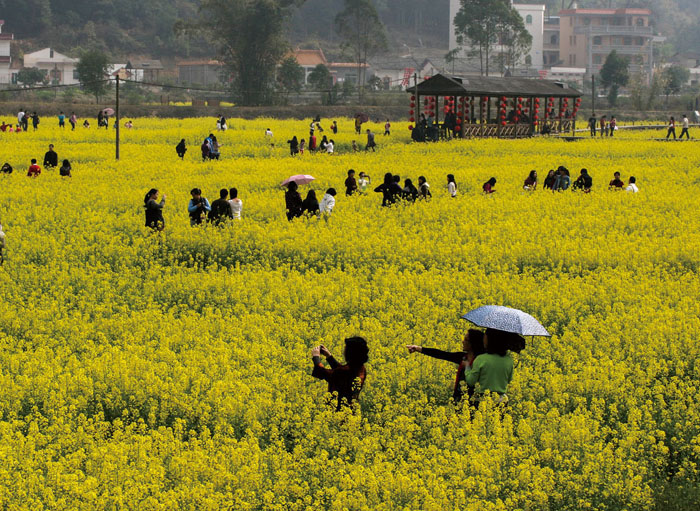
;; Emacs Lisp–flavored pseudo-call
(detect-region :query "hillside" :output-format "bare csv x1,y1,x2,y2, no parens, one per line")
1,0,698,60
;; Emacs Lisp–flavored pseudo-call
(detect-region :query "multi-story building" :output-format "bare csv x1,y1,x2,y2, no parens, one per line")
543,16,561,68
0,20,13,85
559,7,654,80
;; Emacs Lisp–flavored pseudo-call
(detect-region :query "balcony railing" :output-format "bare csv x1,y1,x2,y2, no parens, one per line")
574,25,653,36
591,44,650,53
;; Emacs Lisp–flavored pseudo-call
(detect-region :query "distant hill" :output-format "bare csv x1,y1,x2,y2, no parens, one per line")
1,0,698,60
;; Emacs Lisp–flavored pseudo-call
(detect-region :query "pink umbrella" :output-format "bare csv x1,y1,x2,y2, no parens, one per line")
281,174,315,187
102,108,115,116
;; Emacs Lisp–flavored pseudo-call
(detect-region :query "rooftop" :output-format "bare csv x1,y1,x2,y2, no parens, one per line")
407,73,582,98
560,8,652,16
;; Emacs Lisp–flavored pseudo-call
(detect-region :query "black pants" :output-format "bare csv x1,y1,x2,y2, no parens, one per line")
680,128,689,139
590,126,596,136
667,128,676,139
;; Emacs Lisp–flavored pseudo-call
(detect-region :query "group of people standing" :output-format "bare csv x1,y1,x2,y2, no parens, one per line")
143,186,243,231
588,114,617,137
535,167,638,193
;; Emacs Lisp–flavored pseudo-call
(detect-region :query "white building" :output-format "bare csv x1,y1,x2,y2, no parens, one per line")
449,0,546,72
0,20,14,84
23,48,79,85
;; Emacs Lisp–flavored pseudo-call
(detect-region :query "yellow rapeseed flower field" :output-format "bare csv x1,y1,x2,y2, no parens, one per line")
0,116,699,510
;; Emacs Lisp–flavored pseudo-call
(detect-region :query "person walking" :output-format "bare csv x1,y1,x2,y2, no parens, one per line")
680,114,690,139
287,136,299,156
285,181,303,221
69,112,77,131
144,189,166,231
176,139,187,159
406,329,485,403
365,129,376,152
609,116,617,137
384,119,391,136
228,188,243,220
666,116,677,139
43,144,58,169
311,337,369,411
599,115,607,137
58,111,66,129
588,114,597,137
188,188,211,226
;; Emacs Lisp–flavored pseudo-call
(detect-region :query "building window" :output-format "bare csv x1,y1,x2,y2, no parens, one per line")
73,70,79,80
593,55,602,64
584,17,590,26
624,36,632,45
526,14,532,25
636,18,644,26
574,36,577,45
551,34,558,45
573,54,576,65
593,36,602,45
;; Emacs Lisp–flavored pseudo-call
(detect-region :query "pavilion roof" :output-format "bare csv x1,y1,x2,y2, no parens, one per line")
406,73,582,98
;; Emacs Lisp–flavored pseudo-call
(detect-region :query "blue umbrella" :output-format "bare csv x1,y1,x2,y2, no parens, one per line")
462,305,550,337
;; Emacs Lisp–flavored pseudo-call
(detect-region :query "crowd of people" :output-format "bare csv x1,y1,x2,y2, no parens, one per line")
143,186,243,231
1,143,72,177
537,167,638,193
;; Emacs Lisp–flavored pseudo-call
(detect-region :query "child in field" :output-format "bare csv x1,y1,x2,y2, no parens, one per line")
523,171,537,191
311,337,369,411
358,172,370,193
384,119,391,135
301,190,320,217
319,188,337,218
483,177,497,194
345,169,358,196
59,159,72,177
27,159,41,177
299,138,306,154
176,139,187,159
609,172,624,189
407,329,485,403
447,174,457,197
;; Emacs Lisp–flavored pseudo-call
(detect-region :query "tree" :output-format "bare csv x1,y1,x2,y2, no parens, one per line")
454,0,528,76
335,0,388,101
496,8,532,75
599,50,629,107
308,64,332,91
76,49,110,103
177,0,304,106
16,67,46,87
277,56,305,99
662,65,690,104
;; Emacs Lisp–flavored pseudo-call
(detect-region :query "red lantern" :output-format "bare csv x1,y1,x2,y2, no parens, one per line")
410,117,415,122
410,102,415,108
534,115,539,120
456,117,462,124
501,121,506,126
455,125,461,132
409,110,414,115
408,125,413,130
411,95,416,100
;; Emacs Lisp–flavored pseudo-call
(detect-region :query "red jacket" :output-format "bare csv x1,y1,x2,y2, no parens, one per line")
27,164,41,177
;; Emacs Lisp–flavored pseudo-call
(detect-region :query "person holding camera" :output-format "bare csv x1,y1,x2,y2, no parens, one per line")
311,337,369,411
188,188,211,226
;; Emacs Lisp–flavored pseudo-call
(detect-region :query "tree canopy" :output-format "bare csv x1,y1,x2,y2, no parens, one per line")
600,50,630,107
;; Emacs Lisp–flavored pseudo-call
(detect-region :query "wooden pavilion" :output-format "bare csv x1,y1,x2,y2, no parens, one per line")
406,74,583,139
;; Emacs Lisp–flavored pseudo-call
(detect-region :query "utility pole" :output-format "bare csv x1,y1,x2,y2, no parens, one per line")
591,74,595,116
115,74,120,160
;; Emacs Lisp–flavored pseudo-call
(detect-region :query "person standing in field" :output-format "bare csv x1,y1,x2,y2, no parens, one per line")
17,108,24,128
228,188,243,220
69,112,77,131
311,337,369,411
418,176,431,199
609,172,624,190
43,144,58,169
599,115,607,137
188,188,211,226
208,188,233,226
299,138,306,155
384,119,391,136
626,176,639,193
447,174,457,197
573,168,592,192
680,114,690,139
287,136,299,156
319,188,337,218
27,159,41,177
210,135,221,160
666,116,676,139
144,189,166,231
176,139,187,159
374,172,399,206
31,112,39,131
588,114,596,136
345,169,358,196
58,111,65,129
309,133,317,152
609,116,617,137
406,329,485,403
358,172,370,193
285,181,303,221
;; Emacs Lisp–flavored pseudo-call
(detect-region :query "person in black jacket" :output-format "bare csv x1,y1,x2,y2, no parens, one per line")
285,181,303,220
176,139,187,159
144,189,165,231
287,136,299,156
0,163,12,174
573,168,593,192
43,144,58,168
402,178,419,202
301,190,320,217
209,188,233,226
406,329,485,403
374,172,400,206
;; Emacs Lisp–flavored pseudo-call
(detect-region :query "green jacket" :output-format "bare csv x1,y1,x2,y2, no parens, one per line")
465,353,513,394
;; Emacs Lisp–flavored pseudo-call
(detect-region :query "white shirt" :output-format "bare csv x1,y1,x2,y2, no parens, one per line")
359,177,370,191
326,142,334,154
265,129,273,137
682,117,689,129
319,194,335,215
17,111,23,123
0,225,5,248
448,182,457,197
625,183,639,193
228,198,243,219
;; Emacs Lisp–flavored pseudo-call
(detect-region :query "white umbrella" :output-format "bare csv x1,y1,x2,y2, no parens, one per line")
462,305,550,337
